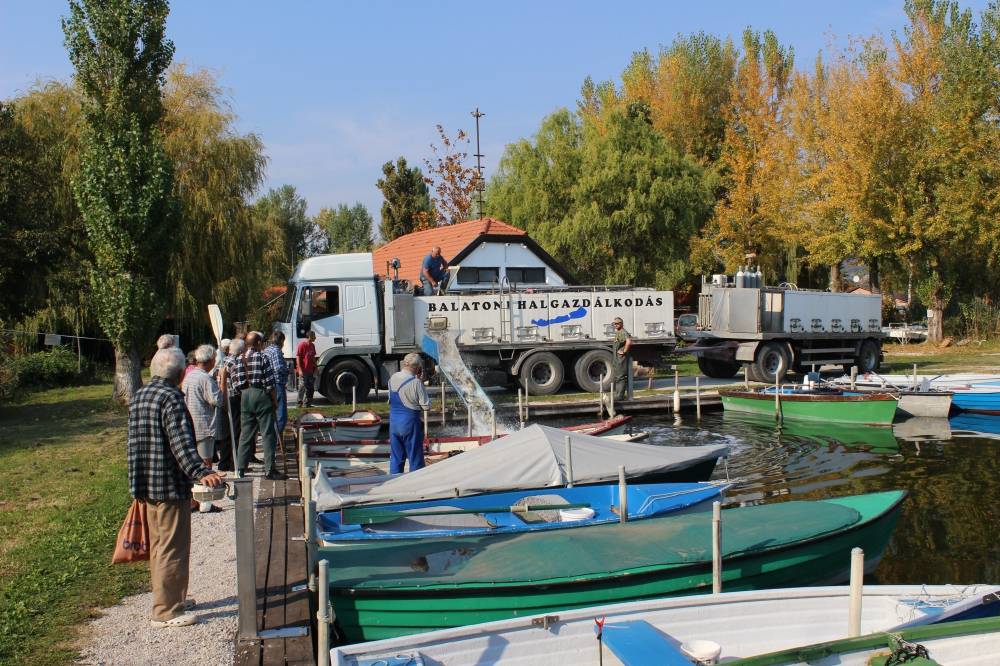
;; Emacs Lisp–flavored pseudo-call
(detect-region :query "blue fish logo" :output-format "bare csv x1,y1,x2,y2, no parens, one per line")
531,307,588,327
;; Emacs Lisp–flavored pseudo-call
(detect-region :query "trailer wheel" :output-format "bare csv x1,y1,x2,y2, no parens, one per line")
752,342,789,384
520,352,564,395
697,355,741,379
321,359,372,405
572,349,614,393
856,340,880,373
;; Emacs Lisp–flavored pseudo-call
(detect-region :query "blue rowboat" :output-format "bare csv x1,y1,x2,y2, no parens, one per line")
317,481,726,547
949,380,1000,415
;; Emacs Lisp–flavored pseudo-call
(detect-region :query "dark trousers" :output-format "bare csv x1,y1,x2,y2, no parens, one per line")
613,354,629,399
298,373,315,406
238,388,277,474
218,395,241,471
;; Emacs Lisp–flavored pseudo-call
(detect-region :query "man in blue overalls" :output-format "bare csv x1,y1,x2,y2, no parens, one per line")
388,353,432,473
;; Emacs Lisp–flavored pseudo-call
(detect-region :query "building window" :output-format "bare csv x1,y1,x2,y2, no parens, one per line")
507,267,546,284
457,267,500,284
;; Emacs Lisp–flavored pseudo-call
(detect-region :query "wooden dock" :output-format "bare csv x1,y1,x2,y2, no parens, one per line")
234,456,316,665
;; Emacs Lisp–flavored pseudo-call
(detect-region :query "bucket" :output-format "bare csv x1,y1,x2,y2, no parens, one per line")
192,483,227,504
680,640,722,665
558,507,596,522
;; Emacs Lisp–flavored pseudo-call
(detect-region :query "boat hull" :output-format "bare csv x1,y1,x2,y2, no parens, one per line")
327,491,904,643
896,391,953,418
720,391,898,425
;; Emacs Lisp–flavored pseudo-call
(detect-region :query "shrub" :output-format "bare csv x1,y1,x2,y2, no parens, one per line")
958,297,1000,340
0,347,96,402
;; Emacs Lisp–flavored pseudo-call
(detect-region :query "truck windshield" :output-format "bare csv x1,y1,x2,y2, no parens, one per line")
278,285,296,322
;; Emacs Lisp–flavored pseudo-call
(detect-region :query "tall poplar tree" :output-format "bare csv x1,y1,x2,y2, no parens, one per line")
63,0,176,403
376,157,432,242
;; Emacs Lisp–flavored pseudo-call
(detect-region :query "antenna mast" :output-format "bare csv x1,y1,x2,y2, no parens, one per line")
471,107,486,217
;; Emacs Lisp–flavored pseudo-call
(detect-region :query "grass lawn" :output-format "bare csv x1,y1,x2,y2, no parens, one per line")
881,340,1000,374
0,382,147,666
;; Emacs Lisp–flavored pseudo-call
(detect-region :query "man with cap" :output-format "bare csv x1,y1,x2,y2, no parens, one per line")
612,317,633,400
387,353,431,473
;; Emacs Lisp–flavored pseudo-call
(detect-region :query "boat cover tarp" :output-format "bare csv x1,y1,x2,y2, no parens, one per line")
327,493,901,590
313,424,727,511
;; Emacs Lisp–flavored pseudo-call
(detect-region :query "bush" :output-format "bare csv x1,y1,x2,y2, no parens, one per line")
958,297,1000,340
0,347,96,402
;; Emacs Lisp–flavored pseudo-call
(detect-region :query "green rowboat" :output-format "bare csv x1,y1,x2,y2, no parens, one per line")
326,490,905,643
719,388,898,425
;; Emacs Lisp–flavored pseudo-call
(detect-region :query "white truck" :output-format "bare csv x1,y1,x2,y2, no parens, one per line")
275,253,677,402
692,273,885,382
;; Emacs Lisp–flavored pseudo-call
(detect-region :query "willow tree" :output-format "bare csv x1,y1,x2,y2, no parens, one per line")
691,29,795,276
161,65,277,341
63,0,175,402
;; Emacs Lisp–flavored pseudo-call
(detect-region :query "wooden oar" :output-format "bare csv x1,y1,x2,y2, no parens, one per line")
342,502,591,526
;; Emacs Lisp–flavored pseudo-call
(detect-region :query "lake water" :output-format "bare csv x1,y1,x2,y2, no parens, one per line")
613,411,1000,586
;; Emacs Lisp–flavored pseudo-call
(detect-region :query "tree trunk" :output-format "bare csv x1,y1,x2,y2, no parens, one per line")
928,302,945,343
830,262,841,292
869,258,880,294
113,346,143,404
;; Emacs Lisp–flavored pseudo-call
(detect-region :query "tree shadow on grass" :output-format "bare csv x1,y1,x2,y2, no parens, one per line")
0,394,123,454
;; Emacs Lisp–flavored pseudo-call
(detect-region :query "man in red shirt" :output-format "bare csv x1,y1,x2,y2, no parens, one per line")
296,331,318,407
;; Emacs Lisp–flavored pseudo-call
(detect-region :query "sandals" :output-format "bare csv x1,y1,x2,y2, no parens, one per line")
150,613,197,628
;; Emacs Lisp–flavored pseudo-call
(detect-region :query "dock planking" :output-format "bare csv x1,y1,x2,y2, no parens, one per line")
234,447,315,666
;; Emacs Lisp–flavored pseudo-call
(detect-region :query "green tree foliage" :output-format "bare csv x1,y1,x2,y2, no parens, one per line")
376,157,432,242
254,184,325,272
63,0,176,403
316,203,374,253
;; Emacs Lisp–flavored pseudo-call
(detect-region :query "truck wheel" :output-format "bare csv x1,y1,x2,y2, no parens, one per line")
572,349,614,393
520,352,564,395
752,342,789,384
697,355,741,379
856,340,881,373
321,359,372,405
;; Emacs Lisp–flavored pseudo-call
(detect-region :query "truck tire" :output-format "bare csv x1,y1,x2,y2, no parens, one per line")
321,359,372,405
697,355,741,379
752,342,790,384
856,339,881,373
520,352,564,396
572,349,614,393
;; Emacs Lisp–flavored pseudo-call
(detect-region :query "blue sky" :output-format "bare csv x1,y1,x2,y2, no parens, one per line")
1,1,991,223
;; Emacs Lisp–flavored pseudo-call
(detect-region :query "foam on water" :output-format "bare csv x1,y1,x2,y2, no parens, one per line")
425,331,497,436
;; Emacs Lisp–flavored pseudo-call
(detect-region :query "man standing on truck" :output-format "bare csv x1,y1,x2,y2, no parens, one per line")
420,246,449,295
612,316,633,400
387,353,432,473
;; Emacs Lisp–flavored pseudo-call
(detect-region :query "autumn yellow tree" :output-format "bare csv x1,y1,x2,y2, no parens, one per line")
423,124,482,225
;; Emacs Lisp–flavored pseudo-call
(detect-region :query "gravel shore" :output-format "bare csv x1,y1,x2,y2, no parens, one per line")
78,477,258,666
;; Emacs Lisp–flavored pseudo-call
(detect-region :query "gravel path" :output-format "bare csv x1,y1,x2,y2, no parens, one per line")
78,477,259,666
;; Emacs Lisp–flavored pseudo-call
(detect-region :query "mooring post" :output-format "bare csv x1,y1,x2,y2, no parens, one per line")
467,406,473,437
672,365,681,414
491,410,498,440
233,477,258,641
618,465,628,523
423,407,429,442
774,379,782,423
565,435,574,488
440,379,446,426
712,501,722,594
301,464,312,517
351,385,357,413
317,559,331,666
912,363,918,390
518,388,524,426
850,365,858,391
696,376,702,420
598,374,605,418
524,381,530,422
744,365,750,389
305,500,318,592
848,547,864,637
609,379,616,418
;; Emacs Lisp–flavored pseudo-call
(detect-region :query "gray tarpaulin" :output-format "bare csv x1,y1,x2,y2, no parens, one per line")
313,423,728,511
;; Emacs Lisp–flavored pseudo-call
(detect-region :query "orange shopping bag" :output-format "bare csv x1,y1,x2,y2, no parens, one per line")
112,499,149,564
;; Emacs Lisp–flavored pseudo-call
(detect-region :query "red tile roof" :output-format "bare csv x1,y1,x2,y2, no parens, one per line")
373,217,528,283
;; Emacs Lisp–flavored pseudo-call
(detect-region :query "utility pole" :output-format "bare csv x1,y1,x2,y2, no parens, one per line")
471,107,486,217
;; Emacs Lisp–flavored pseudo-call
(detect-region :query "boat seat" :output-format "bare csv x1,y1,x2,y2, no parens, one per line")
599,620,691,666
511,494,570,524
364,506,494,533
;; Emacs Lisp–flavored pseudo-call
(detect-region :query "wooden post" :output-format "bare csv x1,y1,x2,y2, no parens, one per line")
609,379,616,418
912,363,918,390
774,379,782,423
524,380,530,422
848,547,864,637
712,501,722,594
423,408,429,442
696,376,702,420
647,370,653,391
518,389,524,425
317,559,331,666
306,500,318,592
850,365,858,391
672,366,681,414
491,411,498,440
233,478,258,640
744,365,750,388
351,385,357,413
598,374,605,418
467,406,473,437
618,465,627,523
565,435,574,487
440,380,446,426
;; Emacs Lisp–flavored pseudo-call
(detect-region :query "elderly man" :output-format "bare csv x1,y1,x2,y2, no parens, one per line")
128,348,223,628
216,338,244,473
156,333,177,350
387,353,431,473
262,331,289,435
231,332,284,480
420,246,449,295
611,316,633,400
182,345,223,475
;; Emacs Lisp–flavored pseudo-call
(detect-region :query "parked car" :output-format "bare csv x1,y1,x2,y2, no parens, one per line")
675,313,701,342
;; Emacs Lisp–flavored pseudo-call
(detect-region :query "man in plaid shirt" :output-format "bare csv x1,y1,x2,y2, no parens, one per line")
231,331,284,479
128,348,224,628
262,330,289,436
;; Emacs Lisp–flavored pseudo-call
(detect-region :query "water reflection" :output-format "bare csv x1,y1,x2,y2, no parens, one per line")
547,411,1000,585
